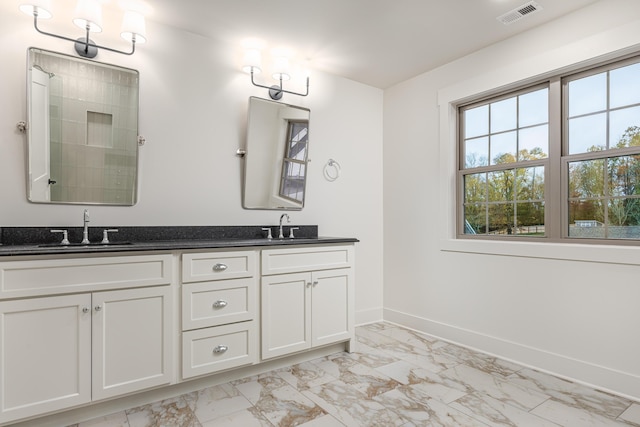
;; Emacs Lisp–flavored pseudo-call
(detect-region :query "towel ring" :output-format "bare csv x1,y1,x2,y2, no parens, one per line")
323,159,341,182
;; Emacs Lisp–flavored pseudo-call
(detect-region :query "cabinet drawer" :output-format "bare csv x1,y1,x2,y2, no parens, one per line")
0,254,172,299
182,251,256,283
182,278,256,330
182,322,256,379
262,245,354,275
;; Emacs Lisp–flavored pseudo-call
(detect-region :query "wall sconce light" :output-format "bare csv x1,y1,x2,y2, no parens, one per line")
242,48,309,100
20,0,147,58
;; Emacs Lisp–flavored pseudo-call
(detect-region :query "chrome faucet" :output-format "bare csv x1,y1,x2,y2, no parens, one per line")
278,213,290,239
81,209,90,244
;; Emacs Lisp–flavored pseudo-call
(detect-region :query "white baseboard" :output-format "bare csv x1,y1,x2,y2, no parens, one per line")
356,306,384,326
383,308,640,402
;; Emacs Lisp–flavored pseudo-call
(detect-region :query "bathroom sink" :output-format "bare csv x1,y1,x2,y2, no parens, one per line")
261,238,319,245
207,238,320,246
38,241,134,248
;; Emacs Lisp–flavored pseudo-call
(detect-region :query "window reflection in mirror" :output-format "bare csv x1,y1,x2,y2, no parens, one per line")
26,48,139,205
242,97,310,210
280,120,308,203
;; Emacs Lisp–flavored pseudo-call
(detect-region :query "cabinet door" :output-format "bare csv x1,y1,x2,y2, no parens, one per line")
92,286,173,401
261,272,311,360
0,294,91,424
311,269,353,347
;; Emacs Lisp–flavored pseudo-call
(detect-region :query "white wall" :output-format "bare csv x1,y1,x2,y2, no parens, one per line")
0,5,384,324
383,0,640,400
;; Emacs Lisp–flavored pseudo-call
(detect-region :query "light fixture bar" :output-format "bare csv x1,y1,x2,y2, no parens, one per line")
31,11,136,58
249,68,309,100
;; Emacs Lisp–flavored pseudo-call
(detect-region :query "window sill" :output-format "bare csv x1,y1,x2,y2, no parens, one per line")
440,238,640,266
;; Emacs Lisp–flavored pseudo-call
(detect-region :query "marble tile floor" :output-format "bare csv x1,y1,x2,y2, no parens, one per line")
71,322,640,427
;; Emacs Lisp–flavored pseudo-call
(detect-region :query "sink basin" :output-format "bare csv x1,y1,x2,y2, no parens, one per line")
202,238,319,246
39,242,133,248
258,238,319,245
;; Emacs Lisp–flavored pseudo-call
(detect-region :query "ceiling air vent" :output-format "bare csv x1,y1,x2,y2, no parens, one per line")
497,1,543,25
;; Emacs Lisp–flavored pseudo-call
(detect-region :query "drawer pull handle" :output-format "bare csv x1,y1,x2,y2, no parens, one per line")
213,345,228,354
212,263,228,272
212,300,228,309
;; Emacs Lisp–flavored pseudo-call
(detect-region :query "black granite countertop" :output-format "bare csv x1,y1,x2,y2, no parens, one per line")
0,226,358,257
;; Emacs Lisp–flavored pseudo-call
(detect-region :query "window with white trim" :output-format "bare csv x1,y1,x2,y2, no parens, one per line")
458,55,640,242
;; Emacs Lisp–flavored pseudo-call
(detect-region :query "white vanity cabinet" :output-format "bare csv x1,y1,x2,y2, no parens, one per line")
0,239,356,426
260,245,355,360
0,254,173,425
180,251,258,379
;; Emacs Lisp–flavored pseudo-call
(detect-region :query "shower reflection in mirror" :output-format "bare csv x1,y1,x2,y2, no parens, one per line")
26,48,140,205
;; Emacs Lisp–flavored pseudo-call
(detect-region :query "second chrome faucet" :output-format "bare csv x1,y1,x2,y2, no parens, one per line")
81,209,91,244
263,213,297,240
278,214,290,239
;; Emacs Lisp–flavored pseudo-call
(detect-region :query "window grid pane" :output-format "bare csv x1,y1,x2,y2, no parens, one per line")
462,87,549,171
568,155,640,239
567,61,640,155
463,166,545,236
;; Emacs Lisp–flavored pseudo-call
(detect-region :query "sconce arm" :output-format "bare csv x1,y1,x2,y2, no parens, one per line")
32,13,136,57
250,69,309,99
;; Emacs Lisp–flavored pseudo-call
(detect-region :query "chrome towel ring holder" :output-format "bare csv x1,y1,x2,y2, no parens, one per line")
323,158,341,182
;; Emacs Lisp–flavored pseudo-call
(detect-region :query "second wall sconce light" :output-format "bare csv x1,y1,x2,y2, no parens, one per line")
20,0,147,58
242,48,309,100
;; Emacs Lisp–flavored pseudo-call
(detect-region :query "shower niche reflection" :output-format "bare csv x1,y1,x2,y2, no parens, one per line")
26,48,140,205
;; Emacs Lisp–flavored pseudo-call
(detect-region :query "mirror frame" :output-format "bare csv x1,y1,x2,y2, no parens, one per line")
26,47,140,206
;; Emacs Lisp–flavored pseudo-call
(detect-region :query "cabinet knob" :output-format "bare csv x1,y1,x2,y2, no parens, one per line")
212,263,228,272
94,305,102,312
313,281,319,286
82,307,90,313
213,345,228,354
212,300,228,309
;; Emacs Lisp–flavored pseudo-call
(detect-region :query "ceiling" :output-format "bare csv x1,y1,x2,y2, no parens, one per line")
8,0,601,89
147,0,601,88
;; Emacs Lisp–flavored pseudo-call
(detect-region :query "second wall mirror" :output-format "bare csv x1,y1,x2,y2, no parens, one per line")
242,97,310,210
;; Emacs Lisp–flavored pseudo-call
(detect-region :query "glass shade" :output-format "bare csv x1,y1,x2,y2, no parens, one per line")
19,0,52,19
272,56,291,81
242,49,262,74
121,10,147,43
72,0,103,33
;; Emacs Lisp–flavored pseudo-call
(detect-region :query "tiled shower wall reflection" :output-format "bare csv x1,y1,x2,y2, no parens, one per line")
32,51,137,204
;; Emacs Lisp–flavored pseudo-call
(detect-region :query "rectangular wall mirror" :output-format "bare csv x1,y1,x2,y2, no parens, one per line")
26,47,140,205
242,97,310,210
